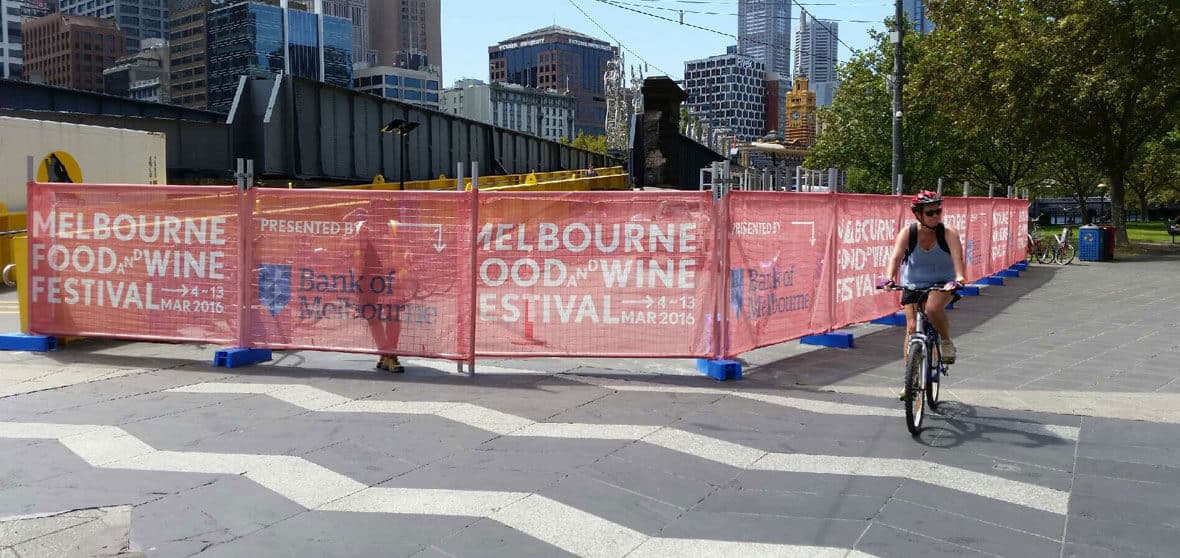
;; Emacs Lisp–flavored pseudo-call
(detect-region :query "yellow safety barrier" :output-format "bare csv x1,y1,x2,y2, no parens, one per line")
12,235,28,333
1,208,28,278
482,173,628,192
330,166,627,192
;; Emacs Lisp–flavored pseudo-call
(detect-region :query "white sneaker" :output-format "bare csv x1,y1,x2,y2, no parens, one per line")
941,339,957,364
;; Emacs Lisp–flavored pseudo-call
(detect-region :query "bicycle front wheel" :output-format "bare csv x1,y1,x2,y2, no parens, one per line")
904,339,927,435
1055,242,1076,265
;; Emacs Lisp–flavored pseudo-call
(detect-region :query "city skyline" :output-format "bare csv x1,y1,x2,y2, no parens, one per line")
441,0,890,89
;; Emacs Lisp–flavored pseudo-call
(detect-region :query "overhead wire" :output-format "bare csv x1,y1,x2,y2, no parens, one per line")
566,0,672,76
588,0,861,56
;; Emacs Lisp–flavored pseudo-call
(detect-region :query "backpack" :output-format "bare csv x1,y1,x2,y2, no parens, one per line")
904,222,950,263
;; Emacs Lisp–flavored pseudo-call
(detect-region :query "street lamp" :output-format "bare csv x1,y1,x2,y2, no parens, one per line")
380,118,420,190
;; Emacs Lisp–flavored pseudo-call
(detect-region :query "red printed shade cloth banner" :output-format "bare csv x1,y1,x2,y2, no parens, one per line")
245,189,475,359
28,184,242,343
832,194,908,331
724,192,836,356
473,191,718,357
27,182,1028,360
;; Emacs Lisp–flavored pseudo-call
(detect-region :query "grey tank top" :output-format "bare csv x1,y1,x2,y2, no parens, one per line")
900,230,955,288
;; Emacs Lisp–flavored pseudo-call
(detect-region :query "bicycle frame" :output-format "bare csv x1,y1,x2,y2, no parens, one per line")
910,299,943,382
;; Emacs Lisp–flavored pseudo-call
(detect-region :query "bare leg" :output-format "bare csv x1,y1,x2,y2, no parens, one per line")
902,303,917,358
925,291,955,341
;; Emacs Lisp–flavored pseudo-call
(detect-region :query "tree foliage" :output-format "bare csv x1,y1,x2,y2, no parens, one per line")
562,132,608,155
809,0,1180,244
805,24,952,193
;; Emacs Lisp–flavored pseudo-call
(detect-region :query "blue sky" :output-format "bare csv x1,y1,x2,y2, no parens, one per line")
439,0,895,88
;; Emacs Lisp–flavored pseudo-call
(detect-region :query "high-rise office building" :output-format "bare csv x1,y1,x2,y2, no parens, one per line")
738,0,790,76
166,0,212,109
793,14,837,83
793,13,838,107
58,0,167,53
369,0,439,74
322,0,371,65
206,1,351,113
683,48,766,141
903,0,934,35
488,26,617,136
21,11,124,91
2,0,56,79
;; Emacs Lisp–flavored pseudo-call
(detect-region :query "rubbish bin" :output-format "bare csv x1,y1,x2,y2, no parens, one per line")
1078,225,1103,261
1099,225,1116,261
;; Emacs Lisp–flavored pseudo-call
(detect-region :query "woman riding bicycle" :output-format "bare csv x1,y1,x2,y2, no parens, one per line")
881,191,967,365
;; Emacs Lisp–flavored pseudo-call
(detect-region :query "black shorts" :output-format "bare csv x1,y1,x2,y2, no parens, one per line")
901,288,962,306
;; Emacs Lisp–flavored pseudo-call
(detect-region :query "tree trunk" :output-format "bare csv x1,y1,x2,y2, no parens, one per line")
1138,193,1150,222
1109,169,1131,246
1076,192,1091,225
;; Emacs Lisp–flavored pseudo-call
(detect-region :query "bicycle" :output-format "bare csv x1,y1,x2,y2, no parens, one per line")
1026,221,1053,264
877,283,957,435
1045,227,1076,265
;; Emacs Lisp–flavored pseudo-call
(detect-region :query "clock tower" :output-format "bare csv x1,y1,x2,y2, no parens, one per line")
784,77,817,147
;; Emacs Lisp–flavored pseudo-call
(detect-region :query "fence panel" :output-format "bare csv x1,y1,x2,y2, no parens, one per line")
28,183,242,343
725,191,836,356
832,194,907,330
473,191,717,357
244,188,474,359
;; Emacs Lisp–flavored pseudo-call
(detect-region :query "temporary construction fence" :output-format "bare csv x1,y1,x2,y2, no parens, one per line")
24,181,1029,365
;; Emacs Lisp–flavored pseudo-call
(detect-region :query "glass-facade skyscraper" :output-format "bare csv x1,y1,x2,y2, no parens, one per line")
58,0,167,53
903,0,934,35
738,0,790,76
489,26,618,137
207,1,351,113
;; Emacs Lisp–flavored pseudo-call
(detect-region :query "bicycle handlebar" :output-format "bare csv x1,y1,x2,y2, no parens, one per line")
876,283,961,293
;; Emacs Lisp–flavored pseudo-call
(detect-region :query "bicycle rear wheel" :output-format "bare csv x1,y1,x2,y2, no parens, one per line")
1055,242,1076,265
904,339,927,435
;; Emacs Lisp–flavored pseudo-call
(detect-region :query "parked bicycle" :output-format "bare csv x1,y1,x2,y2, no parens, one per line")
1026,221,1053,264
1044,227,1076,265
877,283,957,435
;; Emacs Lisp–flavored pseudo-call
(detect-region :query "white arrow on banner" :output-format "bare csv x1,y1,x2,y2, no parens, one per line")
622,295,655,308
791,221,816,246
389,220,446,252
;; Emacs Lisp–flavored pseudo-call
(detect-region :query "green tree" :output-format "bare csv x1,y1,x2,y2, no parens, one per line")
1052,0,1180,245
1046,141,1105,225
806,23,952,193
917,0,1060,197
1126,139,1180,220
564,132,607,155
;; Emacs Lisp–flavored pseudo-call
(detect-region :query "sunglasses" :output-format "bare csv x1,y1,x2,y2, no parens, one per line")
923,208,943,217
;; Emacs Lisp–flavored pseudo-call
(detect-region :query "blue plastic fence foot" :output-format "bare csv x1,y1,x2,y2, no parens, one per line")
959,285,981,296
946,302,956,310
696,358,742,381
0,333,58,352
800,332,854,349
870,312,907,327
214,348,273,368
997,269,1020,278
1011,262,1029,272
975,276,1004,286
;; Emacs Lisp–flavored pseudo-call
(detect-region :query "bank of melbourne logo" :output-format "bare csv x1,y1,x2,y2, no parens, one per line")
730,269,744,319
259,264,291,316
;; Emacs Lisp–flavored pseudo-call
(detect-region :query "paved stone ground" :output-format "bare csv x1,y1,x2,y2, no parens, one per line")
1,251,1178,557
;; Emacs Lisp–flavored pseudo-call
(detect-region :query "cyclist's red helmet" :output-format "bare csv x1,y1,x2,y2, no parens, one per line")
911,190,942,210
